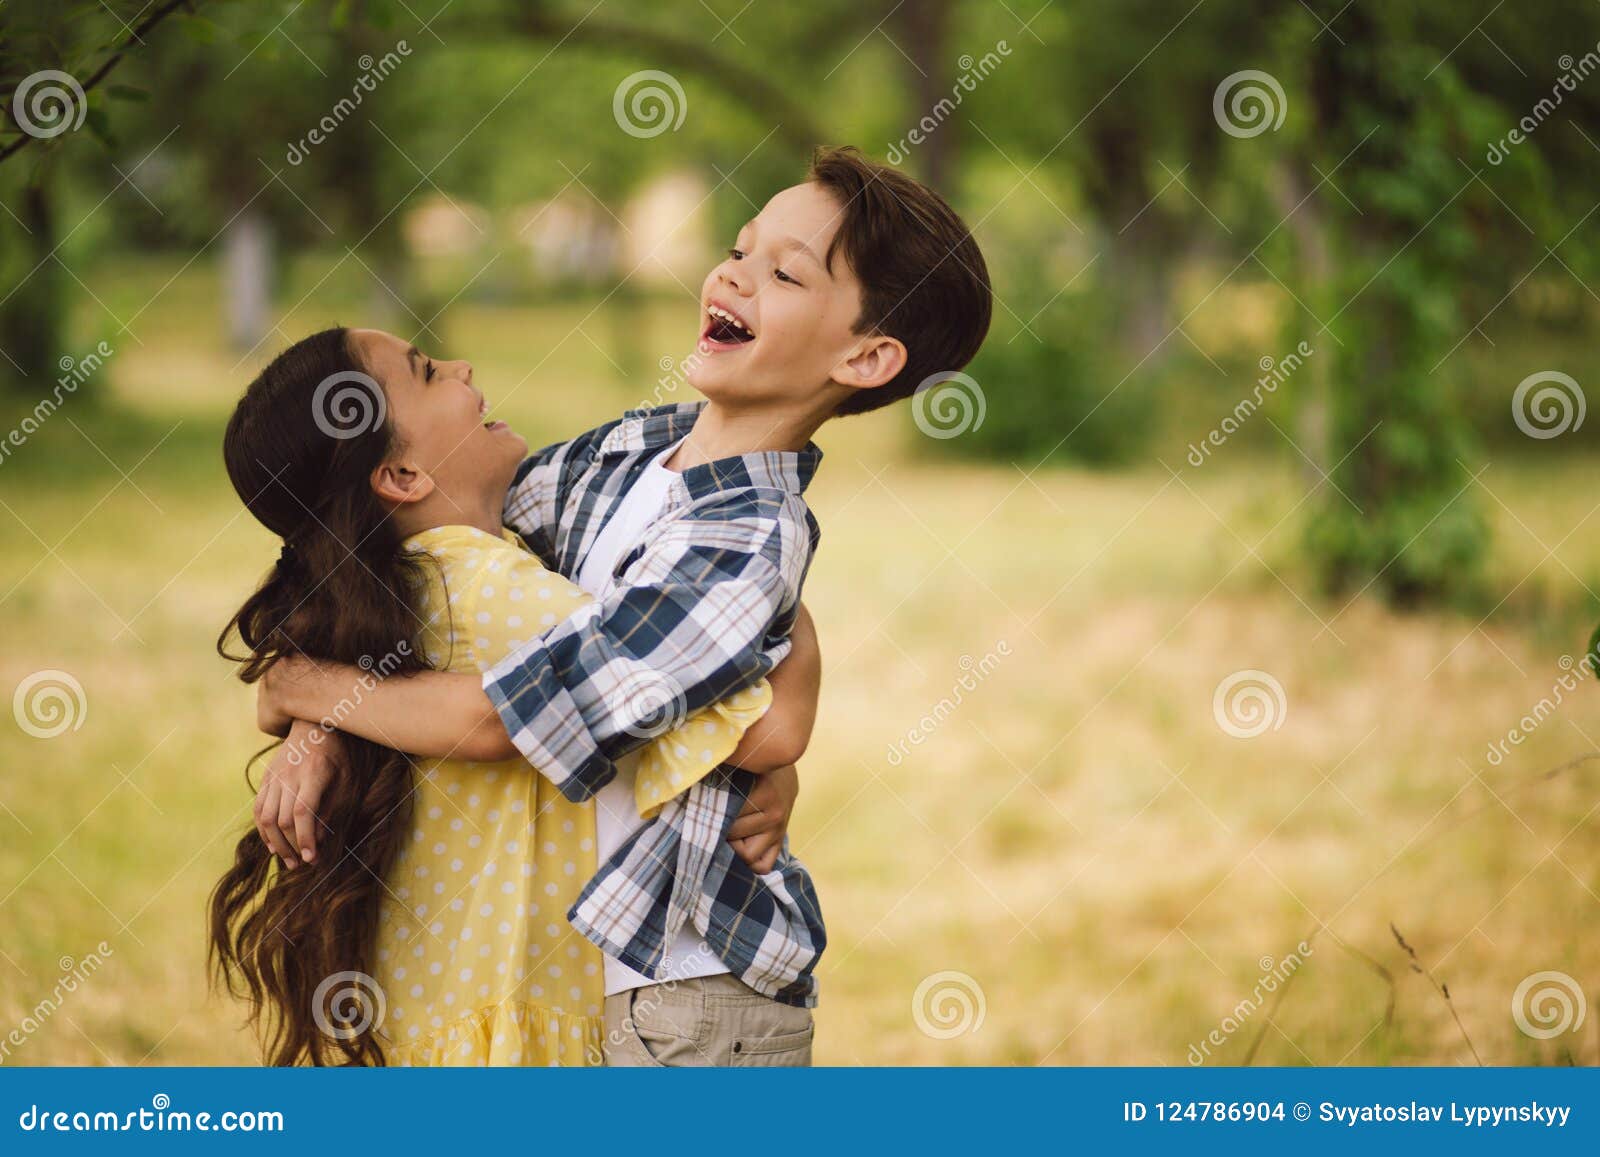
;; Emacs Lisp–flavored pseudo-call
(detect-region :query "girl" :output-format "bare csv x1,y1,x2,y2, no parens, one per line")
208,327,814,1065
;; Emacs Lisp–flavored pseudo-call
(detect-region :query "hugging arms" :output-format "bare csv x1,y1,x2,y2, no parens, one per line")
252,601,820,874
244,415,824,879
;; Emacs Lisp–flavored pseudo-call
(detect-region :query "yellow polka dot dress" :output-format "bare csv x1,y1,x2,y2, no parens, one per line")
374,525,771,1066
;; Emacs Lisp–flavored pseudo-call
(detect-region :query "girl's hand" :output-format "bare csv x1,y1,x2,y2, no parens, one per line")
255,719,344,870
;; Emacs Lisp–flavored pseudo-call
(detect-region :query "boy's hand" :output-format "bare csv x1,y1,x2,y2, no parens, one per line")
255,719,343,870
727,763,798,873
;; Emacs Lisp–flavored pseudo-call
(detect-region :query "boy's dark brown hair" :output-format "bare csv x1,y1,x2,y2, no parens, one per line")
808,145,992,416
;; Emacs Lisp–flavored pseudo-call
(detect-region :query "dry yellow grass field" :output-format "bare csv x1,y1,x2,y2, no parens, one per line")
1,268,1596,1066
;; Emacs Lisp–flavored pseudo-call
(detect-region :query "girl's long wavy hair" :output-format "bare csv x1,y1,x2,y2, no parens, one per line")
208,327,432,1065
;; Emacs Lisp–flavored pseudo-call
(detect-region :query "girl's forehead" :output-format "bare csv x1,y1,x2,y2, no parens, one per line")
349,329,413,383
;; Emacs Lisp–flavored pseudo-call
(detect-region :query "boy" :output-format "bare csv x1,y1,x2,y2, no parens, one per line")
257,146,992,1064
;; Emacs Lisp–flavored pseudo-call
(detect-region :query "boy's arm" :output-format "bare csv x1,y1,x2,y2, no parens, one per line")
259,659,518,762
482,489,818,801
259,483,816,796
724,602,819,770
254,619,814,870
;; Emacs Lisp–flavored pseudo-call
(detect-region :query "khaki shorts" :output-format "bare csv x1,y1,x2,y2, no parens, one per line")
602,972,814,1067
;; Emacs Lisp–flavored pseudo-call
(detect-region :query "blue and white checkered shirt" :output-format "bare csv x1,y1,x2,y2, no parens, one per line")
482,402,825,1007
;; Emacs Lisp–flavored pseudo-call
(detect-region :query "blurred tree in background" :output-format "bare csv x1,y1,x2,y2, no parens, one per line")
3,0,1598,609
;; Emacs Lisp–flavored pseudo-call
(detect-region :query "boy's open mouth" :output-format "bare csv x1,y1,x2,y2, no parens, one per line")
700,303,756,351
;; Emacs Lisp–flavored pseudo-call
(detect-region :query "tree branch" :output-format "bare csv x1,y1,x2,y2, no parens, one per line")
512,8,824,154
0,0,196,167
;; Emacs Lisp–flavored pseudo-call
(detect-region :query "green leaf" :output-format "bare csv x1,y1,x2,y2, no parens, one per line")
83,103,114,148
106,85,148,103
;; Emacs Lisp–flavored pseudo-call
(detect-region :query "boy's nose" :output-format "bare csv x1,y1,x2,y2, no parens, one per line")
455,360,473,384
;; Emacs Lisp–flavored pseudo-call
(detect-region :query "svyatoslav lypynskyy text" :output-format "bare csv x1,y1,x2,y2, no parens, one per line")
1320,1102,1570,1128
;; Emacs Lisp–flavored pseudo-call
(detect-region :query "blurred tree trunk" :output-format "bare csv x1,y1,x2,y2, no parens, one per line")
892,0,956,187
1300,4,1488,605
1081,117,1180,367
0,171,65,392
222,208,273,351
1271,159,1332,483
335,16,432,345
608,276,646,383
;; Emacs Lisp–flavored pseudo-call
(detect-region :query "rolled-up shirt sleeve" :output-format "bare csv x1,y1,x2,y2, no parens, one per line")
482,490,812,802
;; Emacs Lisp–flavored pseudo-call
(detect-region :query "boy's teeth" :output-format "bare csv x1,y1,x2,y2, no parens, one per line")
706,305,752,338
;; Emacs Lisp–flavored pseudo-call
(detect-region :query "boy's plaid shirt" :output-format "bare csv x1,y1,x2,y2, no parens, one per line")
481,402,825,1007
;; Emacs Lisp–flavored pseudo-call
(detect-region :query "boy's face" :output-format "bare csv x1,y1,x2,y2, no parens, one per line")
689,180,869,407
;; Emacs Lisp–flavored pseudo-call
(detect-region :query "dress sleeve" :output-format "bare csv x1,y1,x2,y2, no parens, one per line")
633,680,773,820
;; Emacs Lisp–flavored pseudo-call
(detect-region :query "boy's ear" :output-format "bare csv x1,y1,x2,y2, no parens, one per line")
371,459,436,507
831,334,907,394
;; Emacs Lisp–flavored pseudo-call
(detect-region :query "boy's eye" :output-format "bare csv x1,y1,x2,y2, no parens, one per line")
727,248,744,260
775,268,800,286
425,360,435,382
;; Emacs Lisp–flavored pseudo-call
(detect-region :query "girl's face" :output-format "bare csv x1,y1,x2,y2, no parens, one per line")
349,328,527,511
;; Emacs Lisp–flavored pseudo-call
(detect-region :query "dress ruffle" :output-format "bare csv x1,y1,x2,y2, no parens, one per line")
381,1000,604,1067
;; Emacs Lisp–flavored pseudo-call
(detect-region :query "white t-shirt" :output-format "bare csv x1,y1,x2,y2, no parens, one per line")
573,442,731,996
